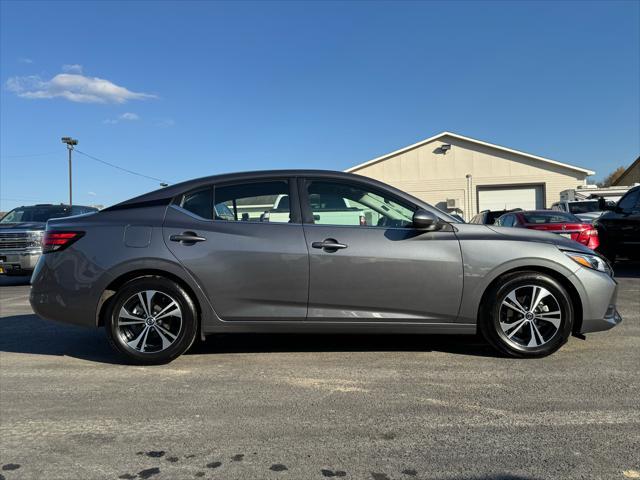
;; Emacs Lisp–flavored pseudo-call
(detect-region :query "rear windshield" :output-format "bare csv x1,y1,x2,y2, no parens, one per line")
523,211,581,224
567,201,599,214
487,211,507,224
0,205,96,223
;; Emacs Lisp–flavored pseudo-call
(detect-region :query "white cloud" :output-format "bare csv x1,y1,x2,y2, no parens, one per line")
87,191,97,196
155,117,175,127
6,71,156,104
19,57,33,64
120,112,139,121
62,64,83,73
103,112,141,124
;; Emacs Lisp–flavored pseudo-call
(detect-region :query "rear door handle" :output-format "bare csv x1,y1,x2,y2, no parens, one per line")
312,239,348,250
170,232,206,244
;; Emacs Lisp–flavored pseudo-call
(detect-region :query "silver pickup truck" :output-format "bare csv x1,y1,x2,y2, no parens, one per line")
0,204,98,275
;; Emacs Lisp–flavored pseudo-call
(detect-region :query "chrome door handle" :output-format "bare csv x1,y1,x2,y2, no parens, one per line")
312,239,348,250
170,232,206,244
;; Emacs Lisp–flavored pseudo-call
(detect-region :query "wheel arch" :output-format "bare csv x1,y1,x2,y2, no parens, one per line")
97,268,203,335
477,266,583,335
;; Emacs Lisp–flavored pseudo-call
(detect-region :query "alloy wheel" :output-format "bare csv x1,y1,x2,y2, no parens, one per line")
116,290,183,353
498,285,562,349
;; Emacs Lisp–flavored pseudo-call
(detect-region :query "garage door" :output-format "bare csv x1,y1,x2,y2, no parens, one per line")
477,185,544,212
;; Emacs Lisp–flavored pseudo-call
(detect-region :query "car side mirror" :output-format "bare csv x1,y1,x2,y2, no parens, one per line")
412,209,439,229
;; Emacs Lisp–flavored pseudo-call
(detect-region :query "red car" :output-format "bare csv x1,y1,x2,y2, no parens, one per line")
495,210,599,250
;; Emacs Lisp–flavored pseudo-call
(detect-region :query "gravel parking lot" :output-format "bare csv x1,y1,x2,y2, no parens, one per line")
0,266,638,480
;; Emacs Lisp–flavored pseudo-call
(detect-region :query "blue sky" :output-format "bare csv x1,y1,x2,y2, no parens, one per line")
1,0,638,211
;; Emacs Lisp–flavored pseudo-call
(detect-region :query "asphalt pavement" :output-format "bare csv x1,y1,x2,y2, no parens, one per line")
0,266,639,480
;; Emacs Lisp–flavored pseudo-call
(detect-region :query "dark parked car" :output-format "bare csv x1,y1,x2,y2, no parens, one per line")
495,210,600,250
30,170,620,364
595,185,640,261
469,209,521,225
0,204,98,275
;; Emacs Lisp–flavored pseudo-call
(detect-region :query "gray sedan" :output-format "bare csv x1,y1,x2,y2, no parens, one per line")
30,170,621,364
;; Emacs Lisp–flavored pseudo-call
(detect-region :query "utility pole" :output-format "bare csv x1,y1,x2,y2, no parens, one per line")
61,137,78,206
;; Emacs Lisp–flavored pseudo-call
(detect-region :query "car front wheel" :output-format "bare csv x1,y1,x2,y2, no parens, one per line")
105,276,198,364
480,272,574,358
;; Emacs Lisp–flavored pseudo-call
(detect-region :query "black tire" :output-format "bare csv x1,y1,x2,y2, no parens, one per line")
479,271,574,358
105,276,198,365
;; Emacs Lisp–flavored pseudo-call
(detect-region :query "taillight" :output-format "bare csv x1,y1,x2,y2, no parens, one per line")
42,231,84,253
576,228,599,250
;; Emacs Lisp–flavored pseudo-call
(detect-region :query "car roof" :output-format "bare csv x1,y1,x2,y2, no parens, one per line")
14,204,96,209
105,169,442,217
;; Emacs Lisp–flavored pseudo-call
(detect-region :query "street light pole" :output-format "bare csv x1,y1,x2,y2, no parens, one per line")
61,137,78,206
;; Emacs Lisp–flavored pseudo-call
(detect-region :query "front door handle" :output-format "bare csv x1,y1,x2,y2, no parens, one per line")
170,232,206,244
312,239,348,251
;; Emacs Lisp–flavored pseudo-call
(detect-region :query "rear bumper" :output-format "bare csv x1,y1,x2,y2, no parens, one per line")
29,250,110,328
0,249,41,274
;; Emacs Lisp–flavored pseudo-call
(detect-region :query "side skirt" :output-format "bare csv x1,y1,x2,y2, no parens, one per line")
201,321,476,335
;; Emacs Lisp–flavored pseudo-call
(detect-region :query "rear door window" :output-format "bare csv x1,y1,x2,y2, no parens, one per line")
179,187,213,219
213,180,292,223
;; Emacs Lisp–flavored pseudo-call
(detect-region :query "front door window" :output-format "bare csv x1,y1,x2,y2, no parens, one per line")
306,180,414,228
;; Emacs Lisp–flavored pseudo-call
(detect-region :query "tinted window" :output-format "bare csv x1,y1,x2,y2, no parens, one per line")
522,211,580,224
617,188,640,212
214,181,291,223
487,211,507,224
180,187,213,219
469,213,485,224
501,215,515,227
568,201,599,214
306,180,414,227
71,206,97,215
0,205,85,223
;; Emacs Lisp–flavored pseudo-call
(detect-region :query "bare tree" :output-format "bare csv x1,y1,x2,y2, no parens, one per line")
597,166,626,187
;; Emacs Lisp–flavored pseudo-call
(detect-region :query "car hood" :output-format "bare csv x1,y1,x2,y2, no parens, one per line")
0,222,46,231
480,224,594,253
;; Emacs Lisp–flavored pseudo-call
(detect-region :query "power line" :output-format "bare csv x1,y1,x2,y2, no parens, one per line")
74,149,170,184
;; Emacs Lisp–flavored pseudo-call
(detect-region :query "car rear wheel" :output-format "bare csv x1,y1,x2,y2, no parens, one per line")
105,276,198,364
480,272,573,358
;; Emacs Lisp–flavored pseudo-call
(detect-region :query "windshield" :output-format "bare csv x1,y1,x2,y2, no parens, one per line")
522,211,581,224
0,205,87,223
568,201,599,214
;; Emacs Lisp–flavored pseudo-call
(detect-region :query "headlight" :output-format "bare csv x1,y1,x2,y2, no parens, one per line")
27,231,44,247
564,251,612,275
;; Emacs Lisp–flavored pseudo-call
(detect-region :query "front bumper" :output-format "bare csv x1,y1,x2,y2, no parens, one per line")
580,303,623,334
0,249,41,274
572,266,623,334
